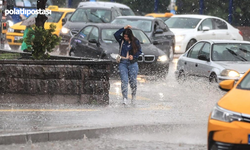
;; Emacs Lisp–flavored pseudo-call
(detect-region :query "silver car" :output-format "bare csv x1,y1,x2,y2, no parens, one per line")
175,40,250,83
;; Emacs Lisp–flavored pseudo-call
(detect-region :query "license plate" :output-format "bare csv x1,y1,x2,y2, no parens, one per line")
248,134,250,144
14,36,23,40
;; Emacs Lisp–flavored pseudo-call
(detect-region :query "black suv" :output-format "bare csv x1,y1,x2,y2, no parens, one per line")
59,1,135,55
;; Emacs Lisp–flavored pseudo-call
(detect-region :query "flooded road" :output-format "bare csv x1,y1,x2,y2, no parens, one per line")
0,58,226,149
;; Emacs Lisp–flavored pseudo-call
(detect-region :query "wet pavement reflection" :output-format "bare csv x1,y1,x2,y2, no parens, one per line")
0,57,226,149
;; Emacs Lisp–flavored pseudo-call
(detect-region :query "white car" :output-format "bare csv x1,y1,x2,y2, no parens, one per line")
175,40,250,83
165,14,243,54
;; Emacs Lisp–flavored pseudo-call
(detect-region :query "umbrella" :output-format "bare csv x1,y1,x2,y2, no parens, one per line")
21,17,36,26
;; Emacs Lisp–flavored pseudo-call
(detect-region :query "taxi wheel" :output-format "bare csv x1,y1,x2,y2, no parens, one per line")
9,45,20,50
186,39,197,51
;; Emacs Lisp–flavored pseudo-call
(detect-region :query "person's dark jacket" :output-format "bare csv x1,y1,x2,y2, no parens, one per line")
114,28,142,60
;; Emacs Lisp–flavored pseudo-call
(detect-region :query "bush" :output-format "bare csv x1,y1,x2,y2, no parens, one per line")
25,24,61,59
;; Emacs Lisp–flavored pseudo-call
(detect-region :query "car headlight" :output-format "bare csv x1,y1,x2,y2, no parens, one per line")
175,35,185,42
8,28,14,33
61,27,70,34
211,104,242,123
7,20,14,27
220,69,240,77
157,55,168,62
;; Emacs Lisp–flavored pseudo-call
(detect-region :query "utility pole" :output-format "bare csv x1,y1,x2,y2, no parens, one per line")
154,0,158,13
229,0,233,24
199,0,204,14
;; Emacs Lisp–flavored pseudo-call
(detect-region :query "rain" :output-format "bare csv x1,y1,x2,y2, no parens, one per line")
0,0,249,149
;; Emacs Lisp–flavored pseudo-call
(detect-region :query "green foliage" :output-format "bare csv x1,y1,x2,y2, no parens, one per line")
25,24,61,59
0,53,21,59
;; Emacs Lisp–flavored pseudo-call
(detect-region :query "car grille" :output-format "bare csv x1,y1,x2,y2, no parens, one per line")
138,55,155,63
70,30,79,36
14,30,24,33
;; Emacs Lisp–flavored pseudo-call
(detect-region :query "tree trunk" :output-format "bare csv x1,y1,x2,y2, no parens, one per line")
35,0,48,28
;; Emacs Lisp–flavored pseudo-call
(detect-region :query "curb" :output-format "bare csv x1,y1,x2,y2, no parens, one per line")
0,124,175,145
0,127,108,145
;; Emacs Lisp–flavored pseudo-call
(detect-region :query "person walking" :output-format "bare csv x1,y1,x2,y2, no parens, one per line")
21,25,33,52
114,25,142,105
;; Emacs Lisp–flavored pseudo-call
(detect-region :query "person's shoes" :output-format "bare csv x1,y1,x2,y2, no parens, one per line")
122,98,127,105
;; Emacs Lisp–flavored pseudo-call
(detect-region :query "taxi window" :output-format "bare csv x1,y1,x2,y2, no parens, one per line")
47,12,64,23
65,12,73,20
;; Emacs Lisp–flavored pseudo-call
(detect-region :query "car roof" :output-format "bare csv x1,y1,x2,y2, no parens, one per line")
115,16,157,20
171,14,222,19
78,1,131,9
200,39,250,44
84,23,141,30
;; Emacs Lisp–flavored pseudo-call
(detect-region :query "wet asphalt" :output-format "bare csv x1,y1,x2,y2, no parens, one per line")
0,56,226,149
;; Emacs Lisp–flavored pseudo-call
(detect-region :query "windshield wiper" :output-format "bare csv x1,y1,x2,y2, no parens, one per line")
226,48,247,61
90,12,105,23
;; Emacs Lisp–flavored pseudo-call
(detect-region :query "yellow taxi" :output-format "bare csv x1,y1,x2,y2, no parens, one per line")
207,69,250,150
6,5,75,50
145,12,173,21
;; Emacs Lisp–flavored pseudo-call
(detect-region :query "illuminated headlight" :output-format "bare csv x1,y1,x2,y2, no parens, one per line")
61,27,70,34
211,104,242,123
8,28,14,33
175,35,185,42
157,55,168,62
220,69,240,77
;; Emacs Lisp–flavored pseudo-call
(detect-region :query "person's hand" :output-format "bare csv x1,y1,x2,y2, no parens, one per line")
129,55,133,60
124,25,132,29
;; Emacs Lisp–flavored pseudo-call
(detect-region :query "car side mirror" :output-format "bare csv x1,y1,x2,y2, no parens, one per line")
219,80,235,91
202,26,210,31
198,54,209,61
154,28,163,34
62,18,67,26
153,40,159,45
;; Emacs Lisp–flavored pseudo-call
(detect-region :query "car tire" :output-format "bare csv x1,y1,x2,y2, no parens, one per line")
186,39,197,51
9,45,20,50
209,73,218,83
177,70,186,84
59,45,68,55
69,49,75,57
169,45,174,61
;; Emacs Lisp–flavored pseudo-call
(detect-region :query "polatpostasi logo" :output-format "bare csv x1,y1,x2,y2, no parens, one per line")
5,8,51,16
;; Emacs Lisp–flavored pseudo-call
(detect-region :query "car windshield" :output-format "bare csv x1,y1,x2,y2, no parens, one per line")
212,43,250,61
102,29,151,44
27,11,64,23
70,8,111,23
111,19,152,32
237,71,250,90
165,17,201,28
119,8,135,16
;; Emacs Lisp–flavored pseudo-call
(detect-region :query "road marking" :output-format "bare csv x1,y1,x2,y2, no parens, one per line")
109,92,150,101
0,109,99,112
